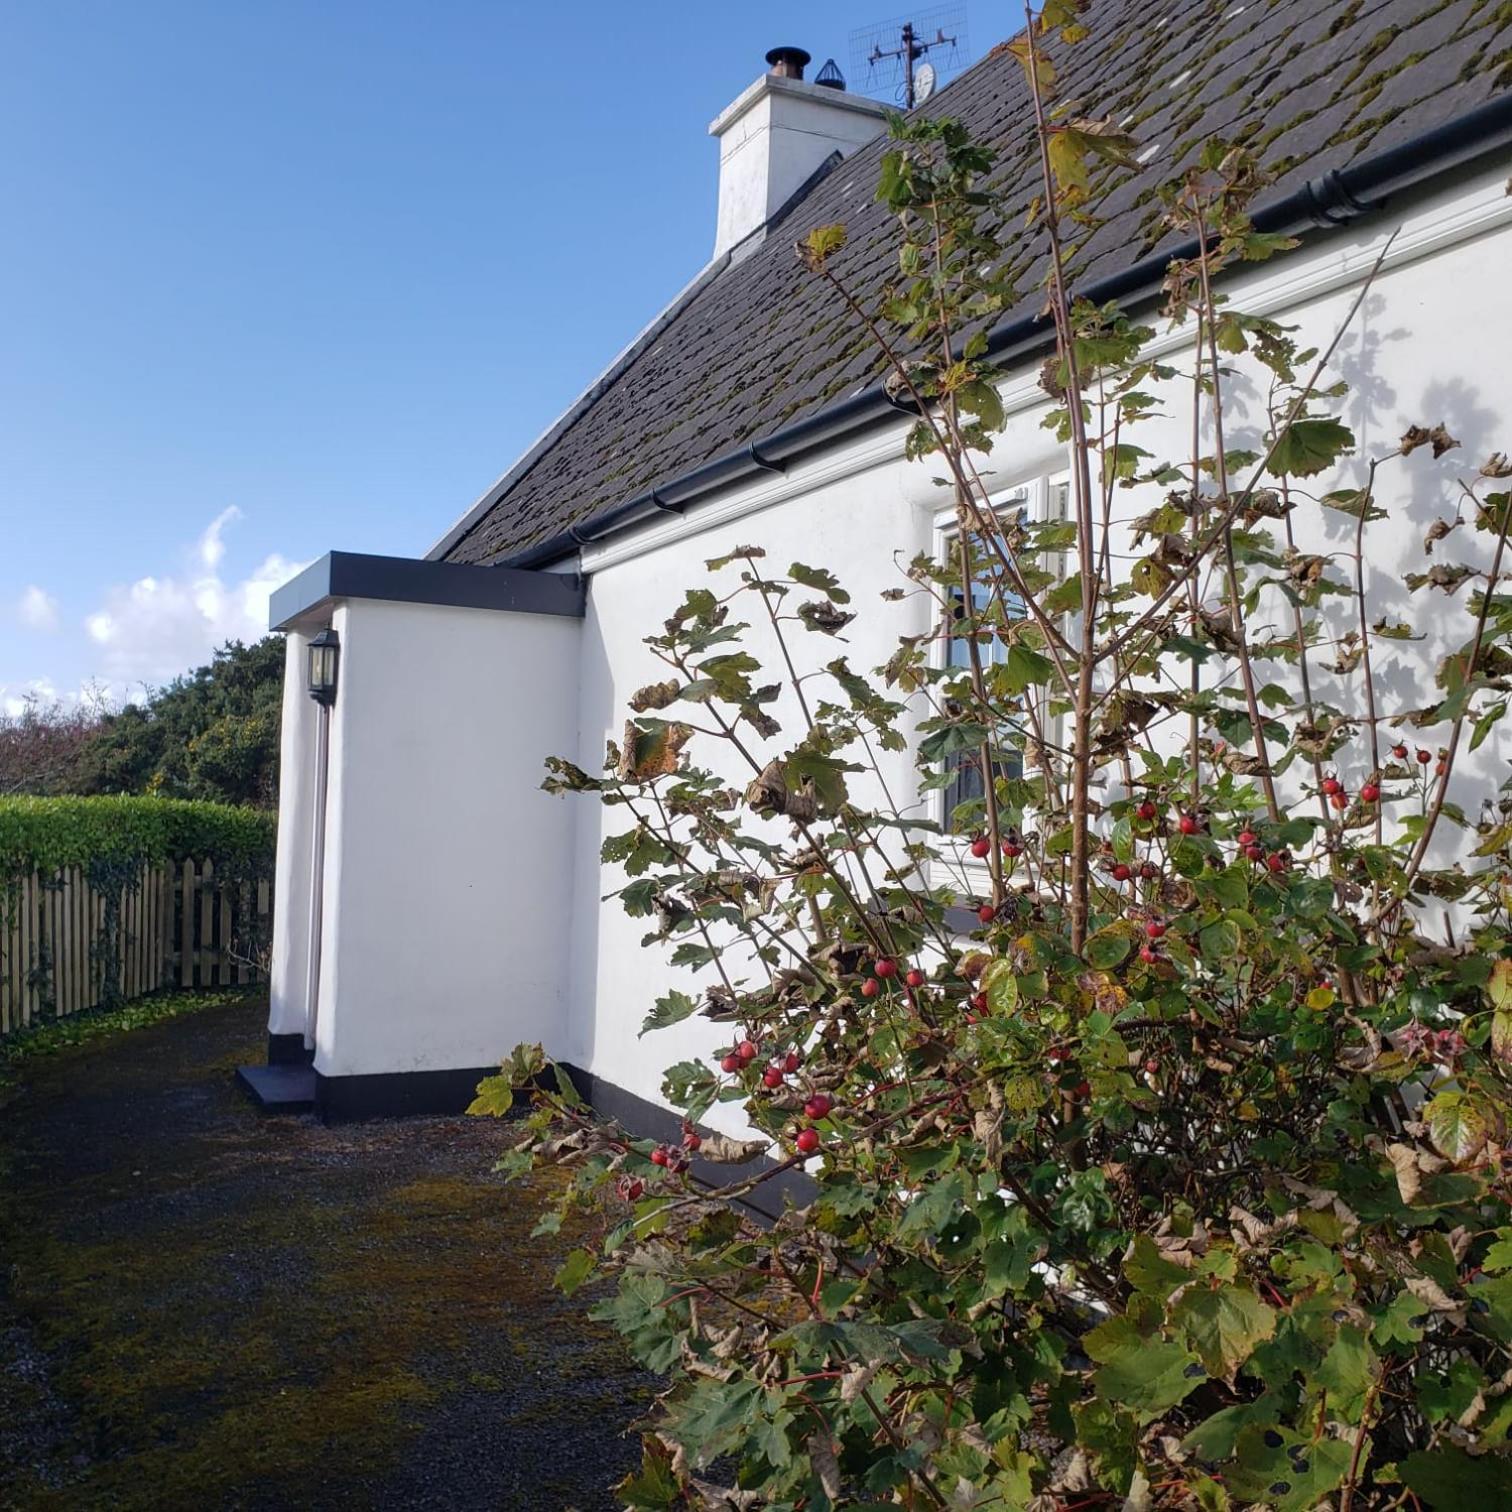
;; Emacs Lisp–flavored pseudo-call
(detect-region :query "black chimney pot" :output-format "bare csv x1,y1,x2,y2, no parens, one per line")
765,46,811,80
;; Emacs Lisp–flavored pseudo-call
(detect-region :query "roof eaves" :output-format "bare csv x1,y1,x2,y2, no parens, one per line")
496,87,1512,572
422,250,736,562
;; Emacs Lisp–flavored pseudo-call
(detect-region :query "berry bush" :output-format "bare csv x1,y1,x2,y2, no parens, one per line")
475,9,1512,1507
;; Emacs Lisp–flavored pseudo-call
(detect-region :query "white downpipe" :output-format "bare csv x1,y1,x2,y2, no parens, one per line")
304,701,331,1052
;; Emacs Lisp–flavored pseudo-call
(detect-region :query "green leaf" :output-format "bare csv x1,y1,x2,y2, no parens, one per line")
788,562,851,604
1003,643,1054,694
1173,1284,1277,1382
591,1273,687,1372
1425,1091,1489,1163
1180,1394,1283,1461
980,957,1019,1014
801,223,847,268
640,989,699,1037
1124,1234,1192,1299
466,1073,514,1118
1489,956,1512,1009
1084,924,1134,970
1399,1449,1512,1503
617,1436,683,1510
1227,1424,1353,1511
1093,1338,1204,1421
673,1378,763,1465
752,1398,796,1469
1311,1326,1377,1420
980,1200,1041,1299
1269,417,1355,478
784,750,854,813
555,1248,596,1297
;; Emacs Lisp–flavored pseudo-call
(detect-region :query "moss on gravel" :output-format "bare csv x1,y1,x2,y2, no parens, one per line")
0,991,650,1510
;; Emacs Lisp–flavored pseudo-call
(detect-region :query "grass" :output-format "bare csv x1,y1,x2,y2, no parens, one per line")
0,986,256,1091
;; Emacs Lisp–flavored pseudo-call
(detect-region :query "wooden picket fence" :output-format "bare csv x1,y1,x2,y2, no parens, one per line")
0,860,272,1036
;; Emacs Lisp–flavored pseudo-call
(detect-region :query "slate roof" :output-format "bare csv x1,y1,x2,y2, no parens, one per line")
443,0,1512,567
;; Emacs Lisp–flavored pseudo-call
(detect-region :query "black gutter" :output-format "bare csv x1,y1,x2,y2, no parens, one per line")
499,90,1512,573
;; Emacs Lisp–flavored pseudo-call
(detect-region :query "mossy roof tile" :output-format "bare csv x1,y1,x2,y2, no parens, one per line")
446,0,1512,565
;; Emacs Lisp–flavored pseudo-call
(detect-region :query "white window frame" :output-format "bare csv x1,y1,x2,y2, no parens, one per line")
926,472,1069,891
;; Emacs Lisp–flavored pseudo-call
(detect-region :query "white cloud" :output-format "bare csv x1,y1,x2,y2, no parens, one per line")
17,585,60,632
83,509,307,688
1,676,60,718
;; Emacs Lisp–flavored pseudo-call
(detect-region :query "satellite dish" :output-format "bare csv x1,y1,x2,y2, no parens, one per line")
914,61,937,103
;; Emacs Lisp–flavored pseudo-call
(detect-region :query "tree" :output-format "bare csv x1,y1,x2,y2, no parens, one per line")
0,690,110,797
478,10,1512,1507
78,636,285,808
0,638,286,809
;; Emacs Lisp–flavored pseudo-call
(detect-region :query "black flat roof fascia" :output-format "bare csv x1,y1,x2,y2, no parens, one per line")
269,550,585,631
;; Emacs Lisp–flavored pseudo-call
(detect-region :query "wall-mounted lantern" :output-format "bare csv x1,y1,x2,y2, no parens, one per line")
306,628,340,706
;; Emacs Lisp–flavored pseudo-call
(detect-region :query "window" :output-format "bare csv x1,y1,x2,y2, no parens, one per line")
941,566,1025,830
935,477,1067,838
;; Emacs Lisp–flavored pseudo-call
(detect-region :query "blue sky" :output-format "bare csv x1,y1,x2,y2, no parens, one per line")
1,1,982,708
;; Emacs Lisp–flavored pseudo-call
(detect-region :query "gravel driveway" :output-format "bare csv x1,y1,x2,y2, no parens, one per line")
0,992,651,1510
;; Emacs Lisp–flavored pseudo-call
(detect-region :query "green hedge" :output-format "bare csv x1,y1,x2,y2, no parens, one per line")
0,796,276,879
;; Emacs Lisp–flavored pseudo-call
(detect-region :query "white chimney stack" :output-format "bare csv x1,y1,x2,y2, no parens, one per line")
708,47,889,259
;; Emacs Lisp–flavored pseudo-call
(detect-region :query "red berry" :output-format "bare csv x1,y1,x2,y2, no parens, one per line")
1436,758,1448,777
683,1132,701,1152
1321,777,1341,796
784,1050,801,1073
1144,1058,1160,1075
905,968,926,989
1002,841,1022,858
1137,799,1158,821
795,1128,820,1154
720,1053,740,1073
874,958,897,979
737,1039,758,1062
1360,783,1380,804
1266,852,1289,874
1145,919,1166,939
1178,813,1199,835
1237,830,1258,847
650,1146,669,1167
762,1066,784,1088
1392,743,1408,759
1245,843,1265,863
804,1093,833,1120
623,1177,644,1200
861,978,880,999
1329,792,1347,811
1140,860,1158,880
978,903,996,924
1072,1080,1091,1098
1139,944,1159,964
971,992,988,1013
1417,749,1431,765
1112,863,1132,882
970,836,991,858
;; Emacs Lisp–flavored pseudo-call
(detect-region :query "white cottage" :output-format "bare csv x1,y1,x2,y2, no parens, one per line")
243,0,1512,1139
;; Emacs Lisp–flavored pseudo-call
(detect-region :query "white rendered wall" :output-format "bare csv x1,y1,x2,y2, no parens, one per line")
267,629,317,1040
312,597,581,1077
566,163,1512,1128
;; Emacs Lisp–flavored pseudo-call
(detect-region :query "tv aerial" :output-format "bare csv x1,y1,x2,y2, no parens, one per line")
850,5,969,109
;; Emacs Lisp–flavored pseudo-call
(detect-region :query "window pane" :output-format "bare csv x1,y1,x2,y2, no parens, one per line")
941,498,1030,833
